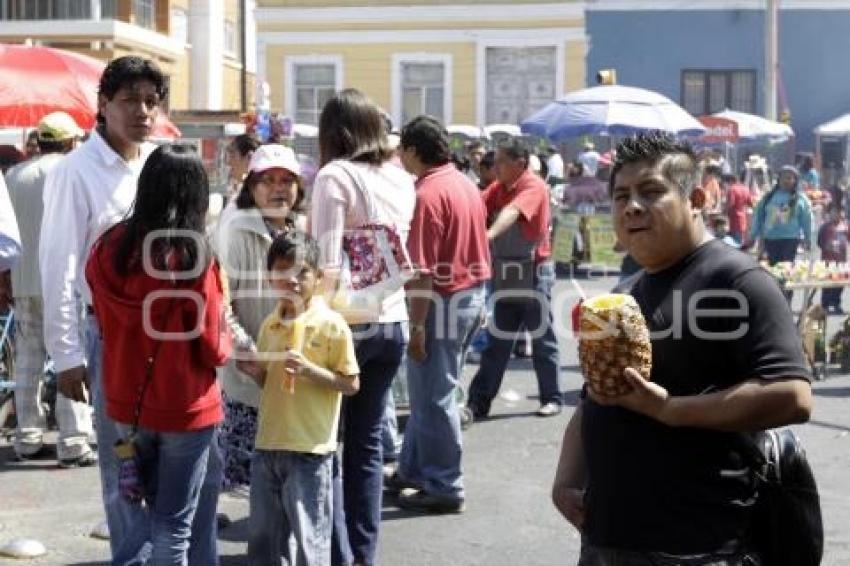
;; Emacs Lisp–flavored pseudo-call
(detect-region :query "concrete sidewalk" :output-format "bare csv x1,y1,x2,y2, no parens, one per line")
2,276,849,564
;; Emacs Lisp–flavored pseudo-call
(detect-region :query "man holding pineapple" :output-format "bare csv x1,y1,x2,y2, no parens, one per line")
553,132,813,565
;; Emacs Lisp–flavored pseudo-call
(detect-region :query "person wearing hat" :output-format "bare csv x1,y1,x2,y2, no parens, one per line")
212,143,307,490
578,139,601,177
4,111,93,467
745,164,813,269
24,130,40,160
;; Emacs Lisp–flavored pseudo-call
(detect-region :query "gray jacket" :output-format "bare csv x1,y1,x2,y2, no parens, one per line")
212,204,278,408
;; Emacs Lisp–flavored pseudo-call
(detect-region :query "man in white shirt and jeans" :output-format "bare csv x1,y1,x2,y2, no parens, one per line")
40,56,222,565
6,111,94,466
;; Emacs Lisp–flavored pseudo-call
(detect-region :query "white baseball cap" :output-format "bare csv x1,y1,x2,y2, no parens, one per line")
248,144,301,176
37,111,84,142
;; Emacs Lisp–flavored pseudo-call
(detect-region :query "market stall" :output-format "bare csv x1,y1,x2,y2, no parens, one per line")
696,110,795,177
814,113,850,187
552,208,621,271
524,85,706,274
764,260,850,379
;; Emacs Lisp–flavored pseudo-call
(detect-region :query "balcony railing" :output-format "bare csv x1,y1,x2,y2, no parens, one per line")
0,0,115,21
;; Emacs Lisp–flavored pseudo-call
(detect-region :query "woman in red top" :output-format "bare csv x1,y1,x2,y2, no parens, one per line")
86,144,231,564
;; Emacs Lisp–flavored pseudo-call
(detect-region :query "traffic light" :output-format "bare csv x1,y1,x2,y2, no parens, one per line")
596,68,617,85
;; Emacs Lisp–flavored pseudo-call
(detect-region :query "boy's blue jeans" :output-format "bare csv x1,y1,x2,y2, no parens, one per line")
249,449,333,566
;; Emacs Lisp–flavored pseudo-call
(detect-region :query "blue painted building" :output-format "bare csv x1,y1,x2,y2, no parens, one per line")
586,0,850,152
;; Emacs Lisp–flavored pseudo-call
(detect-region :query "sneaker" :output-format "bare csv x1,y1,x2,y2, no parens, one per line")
58,450,98,469
384,471,417,494
536,402,562,417
397,489,465,514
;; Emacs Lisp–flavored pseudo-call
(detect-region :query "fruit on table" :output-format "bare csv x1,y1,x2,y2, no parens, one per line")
578,293,652,397
765,260,850,284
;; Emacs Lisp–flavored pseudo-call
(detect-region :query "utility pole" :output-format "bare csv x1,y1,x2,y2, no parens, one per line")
764,0,778,120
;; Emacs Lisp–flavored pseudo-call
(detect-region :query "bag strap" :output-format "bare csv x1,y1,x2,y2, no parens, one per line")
130,296,176,435
333,160,381,224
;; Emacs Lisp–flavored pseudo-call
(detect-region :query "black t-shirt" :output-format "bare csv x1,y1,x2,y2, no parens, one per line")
582,239,810,553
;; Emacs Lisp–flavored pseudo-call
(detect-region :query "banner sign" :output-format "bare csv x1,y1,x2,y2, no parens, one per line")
586,214,622,268
552,211,580,264
699,116,739,144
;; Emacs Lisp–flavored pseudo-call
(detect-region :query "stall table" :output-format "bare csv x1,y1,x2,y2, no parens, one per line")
784,279,850,379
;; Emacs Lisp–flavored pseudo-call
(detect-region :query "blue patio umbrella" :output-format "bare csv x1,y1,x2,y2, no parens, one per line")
520,85,706,141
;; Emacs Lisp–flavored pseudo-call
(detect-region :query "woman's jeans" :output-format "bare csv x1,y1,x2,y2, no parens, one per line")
333,322,407,566
115,425,216,566
763,239,800,302
249,450,333,566
87,316,222,566
763,238,799,265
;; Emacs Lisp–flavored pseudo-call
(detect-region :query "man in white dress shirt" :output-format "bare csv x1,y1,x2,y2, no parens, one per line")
41,56,221,565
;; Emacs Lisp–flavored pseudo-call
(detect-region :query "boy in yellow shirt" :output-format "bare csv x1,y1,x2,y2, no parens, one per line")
237,232,359,566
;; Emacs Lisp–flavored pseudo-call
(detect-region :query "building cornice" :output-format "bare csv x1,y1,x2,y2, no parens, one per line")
0,19,184,58
257,27,586,45
587,0,850,11
255,3,585,23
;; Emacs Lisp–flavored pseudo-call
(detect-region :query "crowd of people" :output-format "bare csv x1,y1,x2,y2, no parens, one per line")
0,55,564,565
0,51,828,566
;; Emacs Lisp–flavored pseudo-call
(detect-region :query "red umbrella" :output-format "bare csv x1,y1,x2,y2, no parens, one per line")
151,114,182,140
0,44,105,129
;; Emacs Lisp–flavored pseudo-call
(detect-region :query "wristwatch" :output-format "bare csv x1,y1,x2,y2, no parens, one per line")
410,323,426,335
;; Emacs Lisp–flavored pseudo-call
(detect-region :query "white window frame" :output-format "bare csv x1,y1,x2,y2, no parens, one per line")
476,39,565,126
284,55,344,125
171,6,188,45
391,53,453,128
223,18,237,57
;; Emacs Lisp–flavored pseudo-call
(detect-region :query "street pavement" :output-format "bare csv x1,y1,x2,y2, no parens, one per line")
1,273,849,565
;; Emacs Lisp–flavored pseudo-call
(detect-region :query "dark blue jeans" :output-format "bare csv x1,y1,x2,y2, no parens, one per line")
468,261,562,415
763,238,799,265
333,322,406,566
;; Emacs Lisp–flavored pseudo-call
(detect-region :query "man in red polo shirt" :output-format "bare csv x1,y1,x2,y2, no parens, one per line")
388,115,490,514
468,138,563,418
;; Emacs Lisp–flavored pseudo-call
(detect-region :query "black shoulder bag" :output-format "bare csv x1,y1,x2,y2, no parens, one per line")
745,428,823,566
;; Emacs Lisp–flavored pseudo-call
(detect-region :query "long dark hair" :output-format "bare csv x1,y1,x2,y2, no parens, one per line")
318,88,393,167
759,167,801,229
113,144,210,277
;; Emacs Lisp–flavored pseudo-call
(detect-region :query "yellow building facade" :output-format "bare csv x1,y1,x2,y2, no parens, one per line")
255,0,586,128
0,0,255,113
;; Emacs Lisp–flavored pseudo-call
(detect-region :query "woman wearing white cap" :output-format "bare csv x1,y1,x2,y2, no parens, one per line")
213,144,306,489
